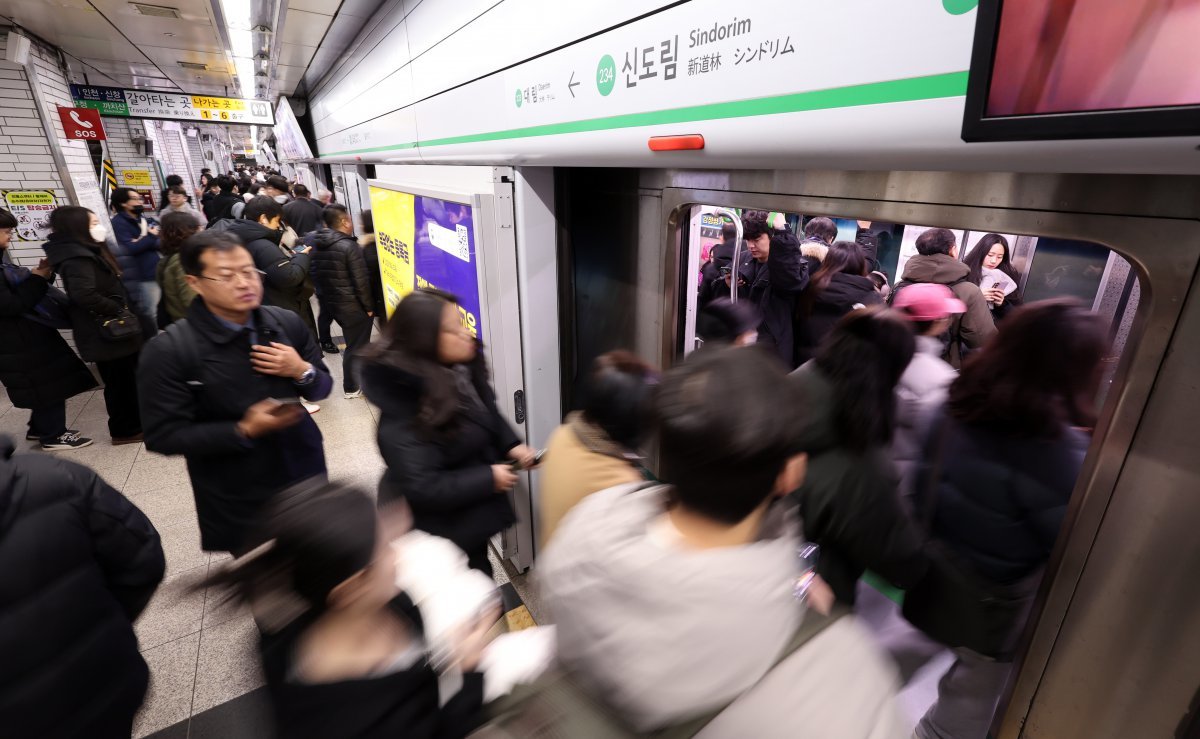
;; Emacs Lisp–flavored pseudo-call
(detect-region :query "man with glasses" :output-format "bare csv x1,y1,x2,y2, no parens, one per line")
138,231,332,555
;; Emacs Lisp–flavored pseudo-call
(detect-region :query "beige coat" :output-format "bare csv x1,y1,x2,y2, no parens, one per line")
538,413,643,548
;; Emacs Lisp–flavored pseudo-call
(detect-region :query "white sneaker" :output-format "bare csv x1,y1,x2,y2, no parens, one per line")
343,389,363,400
301,400,320,414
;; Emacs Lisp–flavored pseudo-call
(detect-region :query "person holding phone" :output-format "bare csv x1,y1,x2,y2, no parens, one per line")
110,187,161,341
139,230,333,555
361,289,537,576
963,233,1024,321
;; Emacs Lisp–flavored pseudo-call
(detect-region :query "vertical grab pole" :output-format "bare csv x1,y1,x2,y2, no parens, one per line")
714,208,743,303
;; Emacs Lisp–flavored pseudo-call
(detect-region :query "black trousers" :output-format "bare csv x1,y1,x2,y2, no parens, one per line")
333,309,374,393
464,542,494,579
95,352,142,438
28,401,67,442
317,297,334,344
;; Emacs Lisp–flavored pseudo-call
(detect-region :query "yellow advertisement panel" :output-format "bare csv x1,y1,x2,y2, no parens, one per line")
368,185,416,319
120,168,152,186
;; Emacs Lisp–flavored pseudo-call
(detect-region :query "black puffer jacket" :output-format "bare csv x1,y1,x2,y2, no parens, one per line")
43,233,144,362
0,265,98,408
217,218,314,318
204,192,242,225
363,359,521,555
0,437,165,736
794,272,884,365
309,228,374,315
918,414,1087,584
789,362,929,604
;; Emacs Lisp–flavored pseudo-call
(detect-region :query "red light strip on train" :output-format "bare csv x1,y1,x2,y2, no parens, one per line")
648,134,705,151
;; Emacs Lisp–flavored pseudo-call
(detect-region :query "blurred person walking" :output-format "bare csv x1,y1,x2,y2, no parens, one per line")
789,307,928,605
695,297,760,348
793,240,884,365
43,206,144,445
358,209,387,328
154,211,201,325
539,351,655,548
0,209,97,450
535,347,904,738
139,231,332,555
0,437,165,736
901,300,1108,739
361,289,537,576
109,187,160,341
309,204,375,398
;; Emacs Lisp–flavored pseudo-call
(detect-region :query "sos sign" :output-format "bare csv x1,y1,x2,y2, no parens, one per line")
57,107,106,140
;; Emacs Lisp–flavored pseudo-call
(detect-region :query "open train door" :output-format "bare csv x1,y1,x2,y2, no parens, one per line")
366,166,558,573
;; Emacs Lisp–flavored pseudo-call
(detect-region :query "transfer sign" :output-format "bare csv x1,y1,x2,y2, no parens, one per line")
70,85,275,125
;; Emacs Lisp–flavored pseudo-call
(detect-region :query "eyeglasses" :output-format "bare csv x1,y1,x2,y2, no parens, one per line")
198,268,264,284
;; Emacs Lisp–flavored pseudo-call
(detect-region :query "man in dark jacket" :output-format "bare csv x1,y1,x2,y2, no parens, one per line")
892,228,997,367
282,184,325,237
738,213,810,367
216,196,318,338
139,230,333,554
110,187,161,340
309,204,375,398
0,210,97,449
0,438,164,735
203,175,242,225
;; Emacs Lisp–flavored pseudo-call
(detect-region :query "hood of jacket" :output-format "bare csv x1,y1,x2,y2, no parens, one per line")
541,484,807,731
42,232,102,268
220,217,281,246
900,252,971,286
311,227,357,251
789,362,840,455
818,272,877,307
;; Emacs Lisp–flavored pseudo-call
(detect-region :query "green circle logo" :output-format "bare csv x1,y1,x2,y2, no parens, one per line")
942,0,978,14
596,55,616,97
515,89,523,108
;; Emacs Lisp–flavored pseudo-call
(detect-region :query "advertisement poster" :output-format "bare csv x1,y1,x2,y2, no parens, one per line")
4,190,55,241
368,185,482,336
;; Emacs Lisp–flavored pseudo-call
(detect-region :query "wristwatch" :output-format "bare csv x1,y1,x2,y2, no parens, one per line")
294,363,316,386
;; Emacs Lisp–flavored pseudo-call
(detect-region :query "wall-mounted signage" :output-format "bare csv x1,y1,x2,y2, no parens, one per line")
3,190,55,241
71,85,275,125
119,169,152,187
56,106,106,140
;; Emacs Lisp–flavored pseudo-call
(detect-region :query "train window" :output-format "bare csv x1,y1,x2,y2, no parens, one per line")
680,202,1141,734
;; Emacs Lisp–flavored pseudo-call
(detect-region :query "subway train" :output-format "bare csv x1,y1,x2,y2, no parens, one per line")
268,2,1200,737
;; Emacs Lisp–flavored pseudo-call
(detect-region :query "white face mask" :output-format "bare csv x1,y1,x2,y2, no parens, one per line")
89,224,107,242
273,194,288,204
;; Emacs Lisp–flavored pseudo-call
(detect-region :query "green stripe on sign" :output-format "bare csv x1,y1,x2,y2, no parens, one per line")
324,71,968,156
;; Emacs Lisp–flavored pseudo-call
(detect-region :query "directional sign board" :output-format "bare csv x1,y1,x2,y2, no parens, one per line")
70,85,275,125
56,106,106,140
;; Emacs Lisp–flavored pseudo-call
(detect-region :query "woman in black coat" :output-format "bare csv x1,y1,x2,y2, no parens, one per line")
793,240,884,365
42,206,144,444
361,289,536,576
962,233,1023,322
0,436,165,736
0,209,97,449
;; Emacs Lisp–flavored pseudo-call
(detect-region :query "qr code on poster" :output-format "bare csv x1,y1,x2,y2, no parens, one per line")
456,224,469,260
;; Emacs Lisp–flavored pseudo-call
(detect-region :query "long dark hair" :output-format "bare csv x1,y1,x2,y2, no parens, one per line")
949,299,1107,436
159,211,200,257
580,350,658,450
203,481,378,630
963,233,1018,286
814,307,916,450
809,241,867,296
50,206,121,274
360,288,480,436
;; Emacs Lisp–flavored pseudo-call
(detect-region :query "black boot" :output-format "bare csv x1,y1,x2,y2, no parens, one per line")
321,341,340,354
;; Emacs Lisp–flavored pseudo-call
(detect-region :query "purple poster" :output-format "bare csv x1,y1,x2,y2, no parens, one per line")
413,196,483,339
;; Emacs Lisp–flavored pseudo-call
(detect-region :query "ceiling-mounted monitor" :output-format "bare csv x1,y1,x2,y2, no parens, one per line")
273,97,314,161
961,0,1200,141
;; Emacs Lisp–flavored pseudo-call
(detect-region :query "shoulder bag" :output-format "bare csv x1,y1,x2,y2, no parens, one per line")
93,298,142,341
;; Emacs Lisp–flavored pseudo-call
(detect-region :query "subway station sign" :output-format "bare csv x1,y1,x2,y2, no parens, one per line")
70,85,275,125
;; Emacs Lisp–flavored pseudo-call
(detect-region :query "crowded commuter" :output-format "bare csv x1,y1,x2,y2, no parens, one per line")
0,209,97,450
695,296,760,347
854,220,882,274
891,284,964,501
538,347,904,737
0,441,165,737
109,187,160,341
309,204,375,398
539,350,655,547
361,289,537,576
317,188,334,205
698,219,739,301
44,206,144,445
203,481,488,738
963,233,1023,321
154,210,201,325
359,209,387,327
892,227,997,367
139,230,332,554
799,215,837,266
790,307,928,605
793,240,884,364
158,184,206,228
204,175,242,225
263,175,292,204
198,169,213,206
219,196,318,340
283,183,325,237
901,299,1107,739
158,173,188,211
